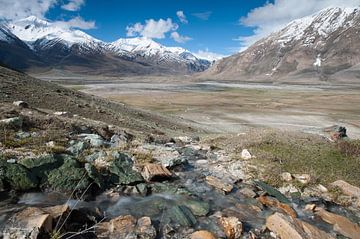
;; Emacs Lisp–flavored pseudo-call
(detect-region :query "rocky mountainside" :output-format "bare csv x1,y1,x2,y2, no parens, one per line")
0,65,198,136
0,16,210,76
201,7,360,84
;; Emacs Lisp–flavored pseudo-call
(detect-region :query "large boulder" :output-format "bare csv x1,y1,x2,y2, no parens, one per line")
0,160,38,191
2,207,53,239
19,154,64,181
46,157,92,193
109,153,144,185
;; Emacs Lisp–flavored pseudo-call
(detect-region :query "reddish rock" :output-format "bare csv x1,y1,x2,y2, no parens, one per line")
219,216,243,239
143,164,172,181
190,230,217,239
315,207,360,239
266,212,334,239
258,195,297,218
206,176,233,194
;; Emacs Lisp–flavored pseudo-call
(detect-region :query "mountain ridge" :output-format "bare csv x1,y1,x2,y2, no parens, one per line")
0,16,211,76
200,6,360,84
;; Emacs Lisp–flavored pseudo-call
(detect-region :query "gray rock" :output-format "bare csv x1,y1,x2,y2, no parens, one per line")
13,101,28,108
67,141,89,156
239,187,257,198
160,156,188,168
79,134,107,147
6,159,17,164
0,117,23,128
85,151,106,162
136,183,148,195
15,131,31,139
110,134,128,148
181,200,210,216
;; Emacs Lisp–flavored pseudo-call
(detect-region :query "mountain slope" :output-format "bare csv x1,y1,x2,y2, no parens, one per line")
201,7,360,83
1,16,210,76
0,24,45,70
0,65,198,136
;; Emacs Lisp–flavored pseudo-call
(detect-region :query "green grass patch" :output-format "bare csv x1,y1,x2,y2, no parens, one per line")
248,132,360,187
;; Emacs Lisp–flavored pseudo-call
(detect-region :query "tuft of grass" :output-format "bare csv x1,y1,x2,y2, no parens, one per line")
132,151,154,165
46,146,67,154
247,131,360,188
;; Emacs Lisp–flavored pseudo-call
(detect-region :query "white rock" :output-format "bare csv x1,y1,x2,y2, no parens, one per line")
281,172,293,182
241,149,252,160
279,184,299,195
317,184,328,193
53,111,68,116
46,141,56,148
293,174,311,184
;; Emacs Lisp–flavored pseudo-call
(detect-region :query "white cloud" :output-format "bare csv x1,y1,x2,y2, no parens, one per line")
54,16,95,30
237,0,360,49
61,0,84,11
194,49,226,61
0,0,92,30
126,18,178,39
192,11,212,20
0,0,57,20
176,10,188,24
170,32,191,43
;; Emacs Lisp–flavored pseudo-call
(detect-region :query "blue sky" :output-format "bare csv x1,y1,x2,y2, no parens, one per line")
44,0,269,55
2,0,359,57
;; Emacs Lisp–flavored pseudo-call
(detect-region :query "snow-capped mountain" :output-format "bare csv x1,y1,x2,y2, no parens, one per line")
202,7,360,83
0,16,210,75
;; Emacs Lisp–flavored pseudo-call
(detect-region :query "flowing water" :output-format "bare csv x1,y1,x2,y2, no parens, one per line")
1,142,360,237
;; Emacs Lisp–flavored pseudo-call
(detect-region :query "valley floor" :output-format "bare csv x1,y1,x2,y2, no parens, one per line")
44,74,360,139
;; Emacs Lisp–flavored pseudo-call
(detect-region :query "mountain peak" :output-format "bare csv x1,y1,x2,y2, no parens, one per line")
16,16,50,26
7,16,99,45
201,6,360,83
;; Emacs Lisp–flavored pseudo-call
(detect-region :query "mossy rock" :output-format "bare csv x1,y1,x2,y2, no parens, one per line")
19,154,64,180
181,200,210,216
166,205,197,227
109,153,144,185
1,163,38,191
85,163,104,188
46,157,91,193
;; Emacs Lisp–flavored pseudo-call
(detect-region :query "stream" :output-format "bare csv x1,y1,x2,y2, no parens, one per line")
1,142,360,238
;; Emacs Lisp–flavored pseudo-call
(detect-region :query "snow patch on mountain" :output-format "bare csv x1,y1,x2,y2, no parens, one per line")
274,7,358,46
7,16,100,47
